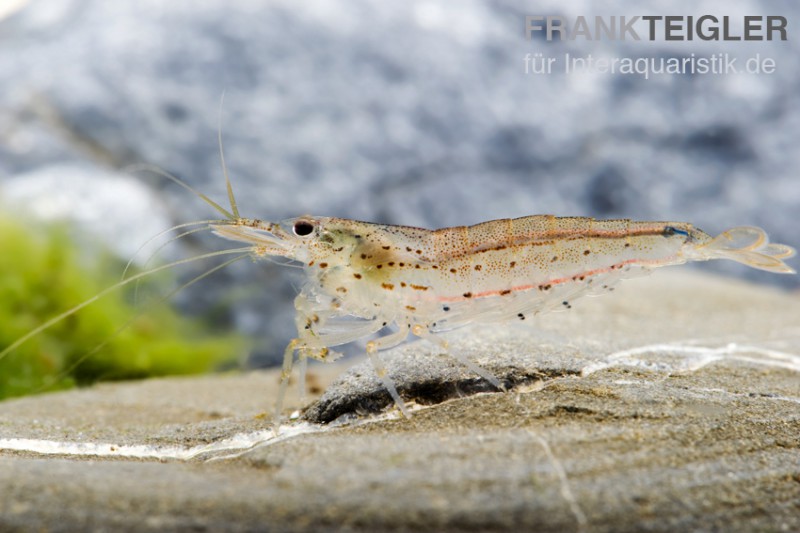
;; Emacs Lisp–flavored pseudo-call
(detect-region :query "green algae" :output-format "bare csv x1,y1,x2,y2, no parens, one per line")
0,215,247,400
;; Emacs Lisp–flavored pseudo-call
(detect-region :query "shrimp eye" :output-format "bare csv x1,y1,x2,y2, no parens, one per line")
293,220,315,237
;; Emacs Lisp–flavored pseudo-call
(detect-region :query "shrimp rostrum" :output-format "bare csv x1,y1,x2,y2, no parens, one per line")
214,212,796,426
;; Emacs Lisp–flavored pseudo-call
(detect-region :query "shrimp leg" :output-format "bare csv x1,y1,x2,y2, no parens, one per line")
412,325,504,390
274,317,412,430
273,292,399,430
366,323,411,418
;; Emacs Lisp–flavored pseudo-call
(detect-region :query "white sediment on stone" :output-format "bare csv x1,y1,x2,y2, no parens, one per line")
0,423,325,460
581,341,800,375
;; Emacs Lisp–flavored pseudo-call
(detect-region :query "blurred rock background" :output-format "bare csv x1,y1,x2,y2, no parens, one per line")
0,0,797,366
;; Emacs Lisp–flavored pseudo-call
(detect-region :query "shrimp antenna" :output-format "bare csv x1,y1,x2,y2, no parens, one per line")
125,163,236,221
0,246,253,363
35,252,250,393
129,224,220,306
121,219,226,282
218,91,241,220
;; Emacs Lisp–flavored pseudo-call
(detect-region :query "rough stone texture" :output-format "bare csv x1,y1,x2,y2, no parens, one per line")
0,0,798,366
0,271,798,532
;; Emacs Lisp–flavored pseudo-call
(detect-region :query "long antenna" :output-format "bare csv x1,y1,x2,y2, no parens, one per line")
126,164,235,221
39,252,250,391
219,92,241,220
0,246,253,363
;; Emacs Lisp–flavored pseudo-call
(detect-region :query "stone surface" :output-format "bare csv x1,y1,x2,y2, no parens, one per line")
0,271,798,532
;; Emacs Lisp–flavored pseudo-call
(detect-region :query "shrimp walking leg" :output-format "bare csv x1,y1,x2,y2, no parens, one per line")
412,325,504,390
296,353,308,405
366,323,412,418
274,338,301,432
273,300,390,429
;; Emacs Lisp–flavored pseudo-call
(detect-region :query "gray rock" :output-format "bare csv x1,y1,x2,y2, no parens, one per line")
0,271,798,532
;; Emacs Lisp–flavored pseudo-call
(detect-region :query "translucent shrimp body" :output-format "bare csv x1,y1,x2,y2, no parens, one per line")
214,215,795,427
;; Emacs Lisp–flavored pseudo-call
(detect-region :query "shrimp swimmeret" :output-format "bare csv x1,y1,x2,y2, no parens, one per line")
1,174,796,431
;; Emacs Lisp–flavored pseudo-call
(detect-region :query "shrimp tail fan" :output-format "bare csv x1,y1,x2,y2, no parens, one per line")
689,226,796,274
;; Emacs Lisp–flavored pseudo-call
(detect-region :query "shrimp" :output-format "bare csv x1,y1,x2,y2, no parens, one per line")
213,209,796,429
1,168,795,432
